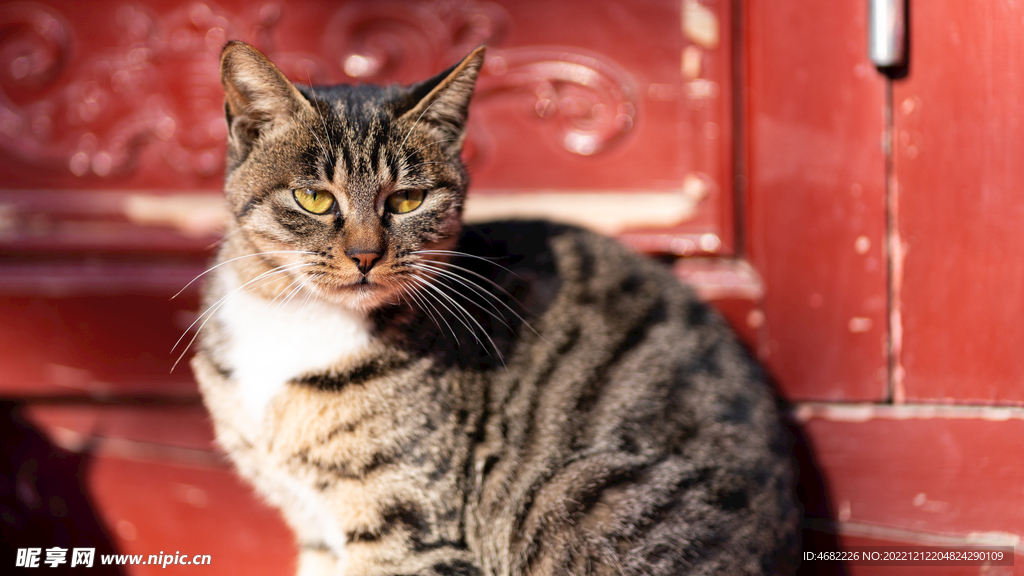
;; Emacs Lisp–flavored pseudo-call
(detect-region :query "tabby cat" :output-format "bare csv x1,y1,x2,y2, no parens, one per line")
192,41,799,576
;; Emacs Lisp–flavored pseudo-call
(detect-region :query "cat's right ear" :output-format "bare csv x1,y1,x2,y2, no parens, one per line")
399,46,486,156
220,41,312,162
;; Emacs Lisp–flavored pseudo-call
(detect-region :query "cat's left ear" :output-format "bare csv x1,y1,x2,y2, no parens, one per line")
401,46,486,151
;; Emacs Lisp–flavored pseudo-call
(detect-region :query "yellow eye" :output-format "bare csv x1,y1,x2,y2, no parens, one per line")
385,189,425,214
293,188,335,214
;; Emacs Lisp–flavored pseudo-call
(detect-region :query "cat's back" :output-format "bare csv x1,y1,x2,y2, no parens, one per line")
449,221,799,576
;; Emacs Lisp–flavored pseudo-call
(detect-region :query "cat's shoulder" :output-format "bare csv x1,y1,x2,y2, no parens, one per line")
456,219,698,302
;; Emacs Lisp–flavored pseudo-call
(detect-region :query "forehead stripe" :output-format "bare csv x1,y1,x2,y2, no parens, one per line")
322,147,337,183
337,141,353,182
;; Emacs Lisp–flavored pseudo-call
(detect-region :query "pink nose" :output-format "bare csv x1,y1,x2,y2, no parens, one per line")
348,251,381,274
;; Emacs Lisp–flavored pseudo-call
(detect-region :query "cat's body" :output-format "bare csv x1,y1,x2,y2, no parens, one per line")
193,42,799,576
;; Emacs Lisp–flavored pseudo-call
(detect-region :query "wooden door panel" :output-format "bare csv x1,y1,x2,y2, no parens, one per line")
745,0,889,401
87,457,296,574
893,0,1024,404
25,405,217,451
0,292,201,398
800,406,1024,538
0,0,748,400
0,0,734,255
9,403,296,574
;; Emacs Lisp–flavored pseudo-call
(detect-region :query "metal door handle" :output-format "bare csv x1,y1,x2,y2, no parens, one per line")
869,0,906,68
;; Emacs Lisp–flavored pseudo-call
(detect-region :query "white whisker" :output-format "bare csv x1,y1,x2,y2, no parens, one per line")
306,77,336,156
404,161,446,171
404,277,456,346
409,273,486,350
408,273,505,367
173,261,311,353
412,250,524,279
170,262,314,372
392,277,415,310
288,102,330,161
413,259,544,340
203,226,242,251
409,263,513,330
401,137,460,165
415,258,526,307
173,250,315,299
297,273,322,315
270,273,309,312
397,96,447,160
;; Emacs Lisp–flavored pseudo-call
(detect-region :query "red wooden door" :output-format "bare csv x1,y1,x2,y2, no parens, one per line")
746,0,1024,566
745,0,889,402
5,0,1024,571
892,0,1024,405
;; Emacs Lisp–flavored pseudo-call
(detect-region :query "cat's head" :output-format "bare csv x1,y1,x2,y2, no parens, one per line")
218,41,485,312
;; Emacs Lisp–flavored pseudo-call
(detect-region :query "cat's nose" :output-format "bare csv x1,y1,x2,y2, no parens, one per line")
348,251,381,274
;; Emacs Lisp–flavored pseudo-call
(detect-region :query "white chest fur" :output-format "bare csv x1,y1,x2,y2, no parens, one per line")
217,270,373,422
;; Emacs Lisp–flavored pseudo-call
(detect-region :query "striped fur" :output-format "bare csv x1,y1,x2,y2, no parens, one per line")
193,42,799,575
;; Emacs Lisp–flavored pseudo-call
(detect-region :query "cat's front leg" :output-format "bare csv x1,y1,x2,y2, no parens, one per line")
194,353,347,575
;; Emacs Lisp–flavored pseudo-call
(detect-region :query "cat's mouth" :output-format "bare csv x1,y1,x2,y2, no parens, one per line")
310,274,400,312
325,278,380,294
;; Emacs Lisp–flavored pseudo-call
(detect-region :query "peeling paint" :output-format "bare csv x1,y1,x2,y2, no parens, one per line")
116,520,138,541
794,403,876,423
674,258,765,301
681,0,719,49
681,45,703,79
681,172,712,202
793,402,1024,423
0,203,15,239
820,519,1022,548
698,233,720,253
900,96,918,115
123,194,226,237
913,493,951,513
175,484,209,508
48,426,90,453
746,309,765,329
848,317,873,333
889,176,907,403
838,500,852,522
965,532,1022,547
465,191,700,235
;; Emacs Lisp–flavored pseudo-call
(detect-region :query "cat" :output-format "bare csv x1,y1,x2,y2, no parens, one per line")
191,40,800,576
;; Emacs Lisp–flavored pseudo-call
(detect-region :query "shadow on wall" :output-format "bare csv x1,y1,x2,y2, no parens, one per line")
0,402,123,575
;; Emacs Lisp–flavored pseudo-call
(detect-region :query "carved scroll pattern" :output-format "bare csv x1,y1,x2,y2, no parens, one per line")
326,1,637,161
0,2,241,179
0,0,638,181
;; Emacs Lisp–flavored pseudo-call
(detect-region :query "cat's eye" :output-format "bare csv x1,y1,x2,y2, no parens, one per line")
293,188,335,214
385,189,425,214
